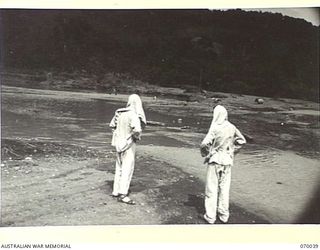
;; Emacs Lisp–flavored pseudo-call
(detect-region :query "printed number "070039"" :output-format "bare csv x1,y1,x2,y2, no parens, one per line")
300,244,318,248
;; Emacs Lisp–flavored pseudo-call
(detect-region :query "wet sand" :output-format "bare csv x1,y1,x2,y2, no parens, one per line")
1,85,319,225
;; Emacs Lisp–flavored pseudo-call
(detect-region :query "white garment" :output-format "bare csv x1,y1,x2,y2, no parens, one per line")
201,105,245,224
110,110,141,195
204,163,231,224
112,144,136,196
201,105,246,166
110,94,146,196
110,109,142,153
126,94,147,126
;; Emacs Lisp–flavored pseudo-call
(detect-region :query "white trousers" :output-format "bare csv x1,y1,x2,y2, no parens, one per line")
112,143,136,196
204,163,231,223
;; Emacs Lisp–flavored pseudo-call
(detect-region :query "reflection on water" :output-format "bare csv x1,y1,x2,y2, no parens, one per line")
1,99,117,142
1,98,203,148
240,144,281,166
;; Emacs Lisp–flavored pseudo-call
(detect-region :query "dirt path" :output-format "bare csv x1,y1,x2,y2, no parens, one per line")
138,144,320,223
1,138,266,226
1,85,319,225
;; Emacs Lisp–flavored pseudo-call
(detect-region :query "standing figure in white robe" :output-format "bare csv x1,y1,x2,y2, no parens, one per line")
200,105,246,223
109,94,146,205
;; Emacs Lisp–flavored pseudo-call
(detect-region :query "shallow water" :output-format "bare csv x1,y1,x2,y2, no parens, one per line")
1,94,206,149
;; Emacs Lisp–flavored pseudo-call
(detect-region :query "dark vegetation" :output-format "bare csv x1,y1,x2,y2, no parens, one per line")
1,9,319,101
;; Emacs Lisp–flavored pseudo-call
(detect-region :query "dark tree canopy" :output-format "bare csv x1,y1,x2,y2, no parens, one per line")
1,9,319,101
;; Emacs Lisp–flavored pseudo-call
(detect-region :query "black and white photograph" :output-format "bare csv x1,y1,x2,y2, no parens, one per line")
0,7,319,227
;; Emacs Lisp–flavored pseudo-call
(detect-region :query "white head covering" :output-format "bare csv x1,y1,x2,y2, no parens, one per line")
212,105,228,125
127,94,147,126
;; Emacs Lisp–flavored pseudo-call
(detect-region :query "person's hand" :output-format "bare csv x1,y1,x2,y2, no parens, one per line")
132,132,141,142
200,144,210,157
203,156,210,164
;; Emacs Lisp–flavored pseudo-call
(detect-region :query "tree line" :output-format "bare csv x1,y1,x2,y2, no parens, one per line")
1,9,319,101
